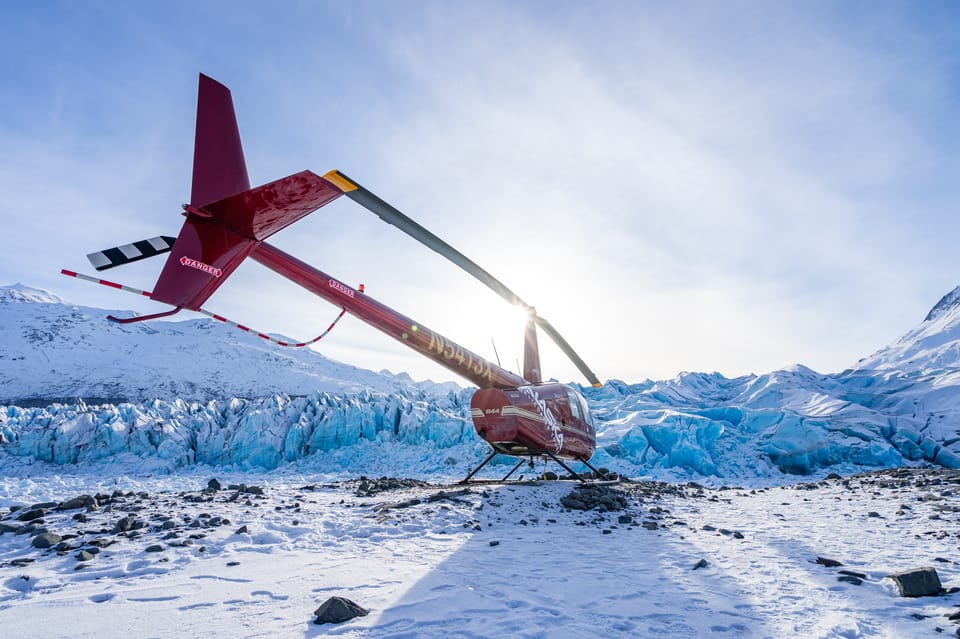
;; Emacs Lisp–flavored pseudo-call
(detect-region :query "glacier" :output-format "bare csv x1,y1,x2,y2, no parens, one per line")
3,283,960,480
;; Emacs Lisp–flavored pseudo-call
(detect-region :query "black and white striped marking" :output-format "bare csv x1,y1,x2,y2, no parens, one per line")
86,236,177,271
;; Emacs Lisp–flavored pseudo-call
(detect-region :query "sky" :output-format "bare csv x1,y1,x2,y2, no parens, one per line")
2,1,959,386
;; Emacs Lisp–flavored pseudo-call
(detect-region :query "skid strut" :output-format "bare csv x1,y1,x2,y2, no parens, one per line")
461,449,617,484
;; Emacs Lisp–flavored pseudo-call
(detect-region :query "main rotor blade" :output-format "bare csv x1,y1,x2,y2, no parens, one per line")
326,170,601,387
326,170,531,311
535,316,602,388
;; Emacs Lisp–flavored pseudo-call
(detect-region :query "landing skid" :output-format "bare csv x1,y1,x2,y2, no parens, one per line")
459,449,623,484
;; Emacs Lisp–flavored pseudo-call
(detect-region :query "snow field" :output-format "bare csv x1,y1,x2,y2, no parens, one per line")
2,470,958,638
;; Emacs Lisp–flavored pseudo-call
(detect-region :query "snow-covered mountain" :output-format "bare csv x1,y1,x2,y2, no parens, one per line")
854,284,960,372
3,283,960,480
0,283,456,404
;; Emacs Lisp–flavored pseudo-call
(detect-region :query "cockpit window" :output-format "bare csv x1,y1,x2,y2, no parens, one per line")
578,394,594,427
567,389,582,421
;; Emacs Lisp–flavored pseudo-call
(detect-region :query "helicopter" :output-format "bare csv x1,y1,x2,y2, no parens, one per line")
63,73,610,483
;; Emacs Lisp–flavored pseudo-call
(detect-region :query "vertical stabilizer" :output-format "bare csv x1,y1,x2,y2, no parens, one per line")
191,73,250,207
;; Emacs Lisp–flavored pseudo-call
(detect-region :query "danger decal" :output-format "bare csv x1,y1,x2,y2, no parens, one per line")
180,256,222,278
328,279,355,298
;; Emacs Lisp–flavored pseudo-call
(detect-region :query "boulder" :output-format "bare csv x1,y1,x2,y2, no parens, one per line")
32,532,62,549
887,567,942,597
314,596,369,624
16,508,46,522
57,495,93,511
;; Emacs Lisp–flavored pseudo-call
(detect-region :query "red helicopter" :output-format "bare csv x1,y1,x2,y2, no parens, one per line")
63,74,609,482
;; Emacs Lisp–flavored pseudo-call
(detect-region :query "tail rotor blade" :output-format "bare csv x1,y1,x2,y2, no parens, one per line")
86,236,177,271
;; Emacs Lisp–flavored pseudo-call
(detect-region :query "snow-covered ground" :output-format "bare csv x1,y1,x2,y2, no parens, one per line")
1,469,959,638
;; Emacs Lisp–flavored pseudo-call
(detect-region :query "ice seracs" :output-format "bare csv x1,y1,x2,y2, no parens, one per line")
3,283,960,479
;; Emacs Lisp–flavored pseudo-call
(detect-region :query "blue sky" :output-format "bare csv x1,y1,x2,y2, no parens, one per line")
2,1,959,385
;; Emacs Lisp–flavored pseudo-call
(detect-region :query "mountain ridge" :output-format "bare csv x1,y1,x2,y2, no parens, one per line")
0,283,458,404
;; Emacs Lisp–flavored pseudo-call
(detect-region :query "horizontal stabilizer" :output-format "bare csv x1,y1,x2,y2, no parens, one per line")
86,236,177,271
201,170,343,241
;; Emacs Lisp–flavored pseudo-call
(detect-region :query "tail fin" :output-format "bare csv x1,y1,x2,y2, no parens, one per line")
148,73,345,310
191,73,250,207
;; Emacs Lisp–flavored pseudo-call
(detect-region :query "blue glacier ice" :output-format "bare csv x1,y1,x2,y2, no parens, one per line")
3,283,960,481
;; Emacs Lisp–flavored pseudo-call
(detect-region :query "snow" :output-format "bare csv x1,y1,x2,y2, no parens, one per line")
0,284,458,404
1,471,958,638
3,283,960,636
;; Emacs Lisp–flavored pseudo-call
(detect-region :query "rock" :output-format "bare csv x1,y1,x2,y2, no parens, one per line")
839,569,867,579
87,538,113,548
560,496,587,510
16,508,46,522
57,495,91,511
32,532,62,549
76,550,95,561
693,559,709,570
207,478,222,491
489,540,500,547
235,525,248,535
888,567,943,597
0,523,17,534
617,514,633,525
560,485,628,512
114,515,136,532
816,557,843,567
313,596,369,624
837,575,863,585
244,485,265,496
145,545,164,553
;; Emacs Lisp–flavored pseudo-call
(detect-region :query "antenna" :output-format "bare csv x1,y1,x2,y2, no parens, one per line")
490,337,502,367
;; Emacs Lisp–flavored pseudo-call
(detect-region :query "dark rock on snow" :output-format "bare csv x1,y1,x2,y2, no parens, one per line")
887,567,943,597
31,532,62,549
16,508,46,522
314,596,369,624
